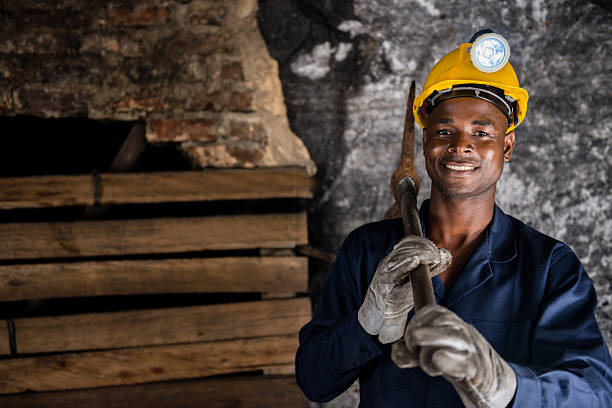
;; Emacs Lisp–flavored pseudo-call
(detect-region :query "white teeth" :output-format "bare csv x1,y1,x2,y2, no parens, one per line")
445,164,475,171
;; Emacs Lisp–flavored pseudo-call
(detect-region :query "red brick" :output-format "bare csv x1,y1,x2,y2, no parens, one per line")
188,5,227,26
108,5,169,26
116,96,168,113
0,89,12,112
229,120,267,143
80,34,141,56
227,91,254,111
226,143,264,164
147,119,217,143
220,62,244,81
185,91,254,112
182,142,264,168
182,144,240,168
16,89,88,116
192,33,227,55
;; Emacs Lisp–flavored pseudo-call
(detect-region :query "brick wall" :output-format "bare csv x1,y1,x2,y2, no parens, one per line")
0,0,315,173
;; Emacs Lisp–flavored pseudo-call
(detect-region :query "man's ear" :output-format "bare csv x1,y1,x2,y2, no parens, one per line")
503,131,515,162
422,128,428,147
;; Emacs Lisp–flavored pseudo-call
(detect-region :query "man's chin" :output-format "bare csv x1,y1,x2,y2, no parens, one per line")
436,184,496,200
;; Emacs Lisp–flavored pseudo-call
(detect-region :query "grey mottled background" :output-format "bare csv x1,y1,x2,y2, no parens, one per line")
258,0,611,404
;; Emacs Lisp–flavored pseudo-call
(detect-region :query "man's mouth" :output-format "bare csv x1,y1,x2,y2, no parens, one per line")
443,163,478,171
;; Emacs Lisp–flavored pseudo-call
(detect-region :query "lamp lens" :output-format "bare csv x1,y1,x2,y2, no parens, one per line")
475,38,506,69
470,33,510,72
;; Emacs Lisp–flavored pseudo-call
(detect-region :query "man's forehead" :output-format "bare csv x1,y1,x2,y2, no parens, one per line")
428,98,507,125
434,117,493,126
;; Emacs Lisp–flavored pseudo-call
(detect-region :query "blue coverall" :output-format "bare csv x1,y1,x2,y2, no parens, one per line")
296,201,612,407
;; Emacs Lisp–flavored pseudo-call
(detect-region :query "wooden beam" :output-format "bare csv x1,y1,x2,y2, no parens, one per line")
101,167,314,204
0,334,298,393
108,123,147,172
0,175,92,209
0,256,307,301
0,375,308,408
0,168,313,210
0,212,308,260
13,298,310,354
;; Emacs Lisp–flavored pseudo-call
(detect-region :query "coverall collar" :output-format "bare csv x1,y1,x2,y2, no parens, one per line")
419,199,517,306
418,199,517,264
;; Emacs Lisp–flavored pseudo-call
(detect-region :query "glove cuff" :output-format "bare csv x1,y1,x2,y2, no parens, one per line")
358,287,384,335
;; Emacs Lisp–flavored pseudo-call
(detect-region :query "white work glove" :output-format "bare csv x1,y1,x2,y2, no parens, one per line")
396,304,516,408
358,236,451,344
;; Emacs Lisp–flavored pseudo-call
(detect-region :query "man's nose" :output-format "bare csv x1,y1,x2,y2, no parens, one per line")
447,132,473,154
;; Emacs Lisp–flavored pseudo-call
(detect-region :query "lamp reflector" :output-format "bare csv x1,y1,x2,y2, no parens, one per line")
470,33,510,73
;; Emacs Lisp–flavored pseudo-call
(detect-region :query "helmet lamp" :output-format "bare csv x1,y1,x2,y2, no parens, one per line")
470,33,510,73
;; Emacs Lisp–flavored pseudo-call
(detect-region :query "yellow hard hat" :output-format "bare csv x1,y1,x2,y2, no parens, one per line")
414,33,529,133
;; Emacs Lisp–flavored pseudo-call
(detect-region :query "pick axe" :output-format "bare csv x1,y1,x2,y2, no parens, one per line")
389,81,436,365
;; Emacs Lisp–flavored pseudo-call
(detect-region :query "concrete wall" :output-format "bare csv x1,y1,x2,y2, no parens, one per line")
259,1,612,405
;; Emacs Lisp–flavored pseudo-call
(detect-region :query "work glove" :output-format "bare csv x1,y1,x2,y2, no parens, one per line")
358,236,451,344
395,304,517,408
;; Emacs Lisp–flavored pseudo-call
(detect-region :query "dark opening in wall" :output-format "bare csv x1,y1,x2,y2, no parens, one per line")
0,116,192,177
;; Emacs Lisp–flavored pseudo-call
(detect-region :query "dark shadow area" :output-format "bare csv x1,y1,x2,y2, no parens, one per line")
0,116,191,177
0,198,310,223
0,292,265,320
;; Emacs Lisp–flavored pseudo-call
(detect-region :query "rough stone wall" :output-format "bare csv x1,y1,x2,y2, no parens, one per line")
259,1,612,405
0,0,314,173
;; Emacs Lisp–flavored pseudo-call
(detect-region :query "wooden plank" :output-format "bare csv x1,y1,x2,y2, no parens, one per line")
14,298,311,354
0,256,307,301
108,123,147,172
0,175,92,209
0,212,308,260
0,376,308,408
263,364,296,375
0,334,298,394
262,292,298,299
0,320,10,355
102,167,314,204
0,168,313,210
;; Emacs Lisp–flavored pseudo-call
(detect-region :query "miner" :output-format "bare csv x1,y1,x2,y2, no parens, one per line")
295,31,612,406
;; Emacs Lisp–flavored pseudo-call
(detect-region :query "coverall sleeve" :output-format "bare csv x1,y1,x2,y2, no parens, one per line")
510,245,612,407
295,230,383,402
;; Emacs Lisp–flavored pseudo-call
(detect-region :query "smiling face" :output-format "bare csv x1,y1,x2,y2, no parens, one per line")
423,97,515,201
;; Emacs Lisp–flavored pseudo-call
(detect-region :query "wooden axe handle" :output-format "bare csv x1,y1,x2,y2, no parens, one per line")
392,81,435,309
390,81,436,367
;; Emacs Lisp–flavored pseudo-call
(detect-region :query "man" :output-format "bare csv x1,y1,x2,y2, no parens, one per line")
295,31,612,407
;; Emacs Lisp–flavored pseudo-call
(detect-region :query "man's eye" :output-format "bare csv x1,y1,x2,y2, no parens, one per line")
436,129,452,136
475,130,489,137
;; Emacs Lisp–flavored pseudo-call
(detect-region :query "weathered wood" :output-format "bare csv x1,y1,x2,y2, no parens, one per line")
0,376,308,408
0,321,10,355
0,175,92,209
0,334,298,394
296,244,337,263
0,257,307,301
262,292,298,299
0,212,308,260
14,298,310,354
0,168,313,209
101,167,314,204
263,364,296,375
109,123,147,172
260,248,295,257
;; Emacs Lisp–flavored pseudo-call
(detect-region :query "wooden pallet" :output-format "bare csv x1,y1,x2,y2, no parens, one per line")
0,167,312,405
0,376,306,408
